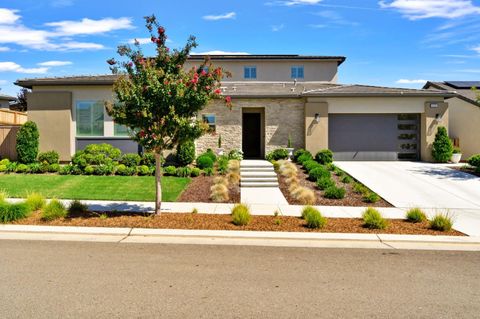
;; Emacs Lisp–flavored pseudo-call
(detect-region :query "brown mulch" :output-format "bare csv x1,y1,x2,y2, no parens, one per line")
12,211,463,236
177,175,240,203
278,164,392,207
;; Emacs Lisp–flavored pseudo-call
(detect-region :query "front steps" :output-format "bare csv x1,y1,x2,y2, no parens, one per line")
240,160,279,188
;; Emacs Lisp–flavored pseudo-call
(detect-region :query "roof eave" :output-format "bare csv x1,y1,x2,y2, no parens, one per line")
302,92,456,98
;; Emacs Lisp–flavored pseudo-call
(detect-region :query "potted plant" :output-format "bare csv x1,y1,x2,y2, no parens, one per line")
217,134,224,156
286,134,294,161
451,147,462,164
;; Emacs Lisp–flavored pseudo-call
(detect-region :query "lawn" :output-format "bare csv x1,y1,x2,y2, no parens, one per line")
0,175,190,202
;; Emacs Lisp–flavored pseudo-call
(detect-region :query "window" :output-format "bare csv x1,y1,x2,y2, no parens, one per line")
76,101,104,136
244,66,257,79
114,123,129,136
202,114,216,132
291,66,304,79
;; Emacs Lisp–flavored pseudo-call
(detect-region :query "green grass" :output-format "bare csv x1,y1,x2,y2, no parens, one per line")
0,175,190,202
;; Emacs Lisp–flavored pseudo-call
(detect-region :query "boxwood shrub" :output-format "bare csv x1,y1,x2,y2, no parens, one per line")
38,151,59,165
297,152,313,164
15,164,29,173
316,176,335,190
176,140,196,166
303,160,319,172
308,166,330,181
265,148,289,161
294,149,308,161
176,166,192,177
324,186,346,199
136,165,151,176
315,149,333,165
468,154,480,167
432,126,453,163
196,155,214,169
121,153,141,167
164,166,177,176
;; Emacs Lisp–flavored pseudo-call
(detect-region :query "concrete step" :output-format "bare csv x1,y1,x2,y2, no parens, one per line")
240,171,277,178
241,181,279,188
240,161,273,168
241,177,278,183
240,167,274,172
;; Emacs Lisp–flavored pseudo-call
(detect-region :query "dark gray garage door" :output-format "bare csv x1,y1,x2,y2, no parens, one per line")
329,114,419,161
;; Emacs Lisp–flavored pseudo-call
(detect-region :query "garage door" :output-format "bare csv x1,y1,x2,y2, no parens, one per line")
329,114,419,161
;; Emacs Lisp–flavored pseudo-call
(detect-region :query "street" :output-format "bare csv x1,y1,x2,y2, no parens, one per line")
0,240,479,318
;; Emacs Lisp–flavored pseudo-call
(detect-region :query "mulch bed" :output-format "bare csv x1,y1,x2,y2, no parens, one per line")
177,175,240,203
278,164,392,207
11,211,463,236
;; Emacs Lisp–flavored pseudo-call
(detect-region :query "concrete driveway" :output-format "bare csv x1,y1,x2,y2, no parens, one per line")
335,161,480,209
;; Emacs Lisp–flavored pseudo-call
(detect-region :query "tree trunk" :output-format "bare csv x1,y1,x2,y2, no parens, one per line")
155,152,163,215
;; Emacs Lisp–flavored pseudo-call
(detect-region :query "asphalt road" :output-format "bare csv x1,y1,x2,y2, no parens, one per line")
0,240,479,318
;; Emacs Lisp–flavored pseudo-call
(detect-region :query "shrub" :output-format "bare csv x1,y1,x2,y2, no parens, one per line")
227,171,241,184
68,200,88,216
42,199,67,221
303,160,319,172
315,149,333,165
227,149,243,161
39,163,49,174
0,202,30,223
0,158,10,166
210,183,229,202
293,149,308,161
476,166,480,174
164,166,177,176
303,207,327,229
297,152,313,164
115,164,128,175
38,151,59,165
363,192,380,203
325,163,336,171
429,213,453,231
0,190,7,203
191,167,201,177
324,186,346,199
137,165,151,176
141,152,156,166
301,205,317,219
308,166,330,181
94,164,115,176
70,165,83,175
217,156,229,175
362,208,387,229
432,126,453,163
316,176,335,190
15,163,29,173
406,208,427,223
467,154,480,167
353,183,369,195
291,186,316,205
6,161,17,173
84,165,95,175
335,169,345,177
121,153,141,167
265,148,289,161
341,175,352,184
25,192,46,211
176,140,196,166
16,121,39,164
203,149,217,162
175,166,192,177
72,143,121,168
231,204,251,226
59,164,74,175
0,165,6,173
196,155,214,169
48,163,60,173
203,167,214,176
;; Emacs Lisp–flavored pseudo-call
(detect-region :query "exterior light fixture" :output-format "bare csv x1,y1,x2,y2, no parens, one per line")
314,113,321,123
435,113,442,122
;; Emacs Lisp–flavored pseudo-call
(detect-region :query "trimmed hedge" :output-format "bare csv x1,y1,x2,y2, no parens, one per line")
468,154,480,167
38,151,59,165
196,155,214,169
16,121,39,164
315,149,333,165
266,148,289,161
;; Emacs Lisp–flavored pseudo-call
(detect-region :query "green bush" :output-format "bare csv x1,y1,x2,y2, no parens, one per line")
38,151,59,165
72,143,121,168
362,207,387,229
297,152,313,164
176,140,196,166
0,190,7,203
231,204,251,226
6,161,17,173
94,164,115,175
325,163,336,171
68,200,88,216
316,176,335,190
353,183,369,195
467,154,480,167
48,163,60,173
84,165,95,175
0,202,30,223
227,149,243,161
303,207,327,229
301,205,318,219
203,167,214,176
25,192,46,212
294,149,308,161
429,213,453,231
203,149,217,162
335,169,345,177
476,166,480,174
265,148,289,161
308,166,330,181
406,208,427,223
115,164,128,175
324,186,346,199
28,163,42,174
363,192,380,203
121,153,141,167
141,152,156,166
191,167,201,177
175,167,191,177
0,158,10,166
164,166,177,176
15,163,29,173
16,121,39,164
196,155,214,169
58,164,72,175
315,149,333,165
42,199,67,221
303,160,319,172
137,165,151,176
0,165,6,172
39,163,49,174
432,126,453,163
217,156,229,175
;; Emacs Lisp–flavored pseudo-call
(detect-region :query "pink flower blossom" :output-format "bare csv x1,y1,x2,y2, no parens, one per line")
214,88,222,94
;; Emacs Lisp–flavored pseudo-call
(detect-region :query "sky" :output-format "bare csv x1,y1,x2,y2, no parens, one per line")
1,0,480,96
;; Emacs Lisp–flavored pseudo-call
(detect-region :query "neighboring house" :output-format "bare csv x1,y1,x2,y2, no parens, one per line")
15,54,453,162
0,94,16,109
424,81,480,159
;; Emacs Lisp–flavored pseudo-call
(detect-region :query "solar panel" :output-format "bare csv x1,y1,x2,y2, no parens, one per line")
445,81,480,89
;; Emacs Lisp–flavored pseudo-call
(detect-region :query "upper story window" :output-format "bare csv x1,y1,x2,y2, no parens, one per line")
244,66,257,79
202,114,216,132
291,66,304,79
76,101,104,136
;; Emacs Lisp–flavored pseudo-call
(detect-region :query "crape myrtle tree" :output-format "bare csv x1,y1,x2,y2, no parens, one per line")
106,15,232,214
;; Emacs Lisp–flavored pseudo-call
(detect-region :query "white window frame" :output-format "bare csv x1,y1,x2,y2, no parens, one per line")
244,66,257,80
75,100,105,137
291,65,304,79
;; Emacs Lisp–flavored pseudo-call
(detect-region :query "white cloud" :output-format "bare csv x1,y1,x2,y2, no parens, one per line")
192,50,250,55
267,0,322,6
203,12,236,21
472,46,480,54
271,24,284,32
314,10,359,27
379,0,480,20
37,60,72,66
0,8,20,24
58,42,104,50
46,17,134,36
0,62,48,74
129,37,151,44
0,46,10,52
396,79,428,84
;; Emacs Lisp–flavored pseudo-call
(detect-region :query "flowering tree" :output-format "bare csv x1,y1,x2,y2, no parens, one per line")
107,15,231,214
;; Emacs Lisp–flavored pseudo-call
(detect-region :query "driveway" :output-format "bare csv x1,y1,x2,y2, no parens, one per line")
335,161,480,209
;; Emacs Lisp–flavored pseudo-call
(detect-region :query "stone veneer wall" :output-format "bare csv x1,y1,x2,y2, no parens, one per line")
195,98,305,156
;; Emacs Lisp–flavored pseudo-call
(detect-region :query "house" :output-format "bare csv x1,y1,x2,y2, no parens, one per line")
424,81,480,159
0,94,16,109
15,54,453,162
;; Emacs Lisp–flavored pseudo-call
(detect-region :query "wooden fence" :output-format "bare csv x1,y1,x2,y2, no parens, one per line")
0,126,19,160
0,109,27,126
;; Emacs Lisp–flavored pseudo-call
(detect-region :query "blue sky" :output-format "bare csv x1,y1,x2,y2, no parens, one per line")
1,0,480,96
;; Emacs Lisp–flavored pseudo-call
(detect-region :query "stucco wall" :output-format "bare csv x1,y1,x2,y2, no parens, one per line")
421,101,449,162
448,97,480,158
196,98,305,156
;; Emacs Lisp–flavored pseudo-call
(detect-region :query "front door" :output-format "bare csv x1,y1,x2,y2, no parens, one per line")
242,113,261,158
